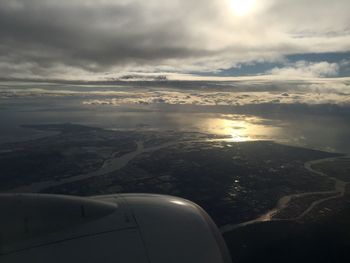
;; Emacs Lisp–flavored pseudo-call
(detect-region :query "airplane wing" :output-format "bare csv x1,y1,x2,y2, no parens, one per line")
0,193,232,263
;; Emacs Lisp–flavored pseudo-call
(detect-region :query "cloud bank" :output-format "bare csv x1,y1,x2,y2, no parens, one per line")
1,79,349,107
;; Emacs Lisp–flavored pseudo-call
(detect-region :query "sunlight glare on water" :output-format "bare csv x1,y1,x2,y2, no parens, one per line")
201,115,283,142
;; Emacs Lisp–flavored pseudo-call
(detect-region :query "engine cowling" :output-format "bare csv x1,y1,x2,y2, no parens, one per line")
0,193,232,263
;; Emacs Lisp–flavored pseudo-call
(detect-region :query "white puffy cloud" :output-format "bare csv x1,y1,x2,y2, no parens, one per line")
268,61,340,78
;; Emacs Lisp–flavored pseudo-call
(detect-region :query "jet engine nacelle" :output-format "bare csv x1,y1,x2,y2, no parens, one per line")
0,193,232,263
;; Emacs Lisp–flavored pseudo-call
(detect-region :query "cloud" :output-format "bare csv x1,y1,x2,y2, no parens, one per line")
1,79,349,107
81,90,350,107
268,61,340,78
0,0,350,79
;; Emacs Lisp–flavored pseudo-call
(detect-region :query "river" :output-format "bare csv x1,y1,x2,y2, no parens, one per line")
220,155,350,233
6,140,178,193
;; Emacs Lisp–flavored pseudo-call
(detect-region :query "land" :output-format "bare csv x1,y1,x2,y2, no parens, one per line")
1,123,350,262
0,124,219,191
312,157,350,182
272,192,337,220
224,156,350,263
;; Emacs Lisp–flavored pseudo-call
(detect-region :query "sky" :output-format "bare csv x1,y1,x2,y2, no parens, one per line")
0,0,350,81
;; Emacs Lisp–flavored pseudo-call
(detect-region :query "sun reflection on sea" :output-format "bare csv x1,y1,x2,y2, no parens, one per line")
200,114,283,142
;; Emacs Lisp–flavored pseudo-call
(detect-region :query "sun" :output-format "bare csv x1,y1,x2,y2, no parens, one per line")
229,0,256,17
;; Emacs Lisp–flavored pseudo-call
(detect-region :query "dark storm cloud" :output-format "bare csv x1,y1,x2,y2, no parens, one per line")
0,0,213,71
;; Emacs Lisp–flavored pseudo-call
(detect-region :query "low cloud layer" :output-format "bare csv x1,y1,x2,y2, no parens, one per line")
0,0,350,80
81,91,350,108
1,79,349,107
